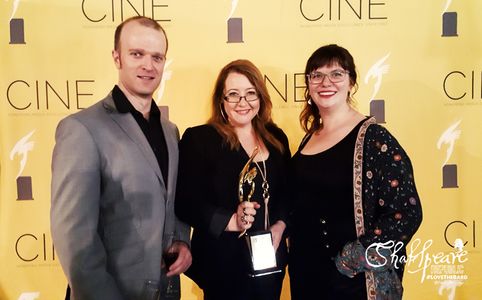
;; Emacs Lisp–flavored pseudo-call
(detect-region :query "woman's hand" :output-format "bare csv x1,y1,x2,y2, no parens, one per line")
269,220,286,252
225,201,260,232
236,201,260,230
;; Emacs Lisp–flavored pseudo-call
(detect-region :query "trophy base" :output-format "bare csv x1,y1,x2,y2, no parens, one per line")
248,267,282,278
245,230,280,278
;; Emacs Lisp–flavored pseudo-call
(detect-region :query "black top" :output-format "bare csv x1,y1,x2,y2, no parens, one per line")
289,119,367,299
175,124,290,299
290,123,362,257
112,85,169,185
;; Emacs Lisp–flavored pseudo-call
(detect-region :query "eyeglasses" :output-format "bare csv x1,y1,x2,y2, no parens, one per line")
306,70,349,84
223,91,259,103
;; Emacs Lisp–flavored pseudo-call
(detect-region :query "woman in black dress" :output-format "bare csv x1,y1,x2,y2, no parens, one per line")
289,44,423,300
175,59,290,300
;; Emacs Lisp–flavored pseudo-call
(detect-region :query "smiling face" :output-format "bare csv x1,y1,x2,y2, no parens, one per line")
308,63,352,112
112,20,167,101
222,72,260,129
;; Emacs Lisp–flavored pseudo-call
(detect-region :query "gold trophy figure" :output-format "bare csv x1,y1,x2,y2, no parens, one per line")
238,147,259,237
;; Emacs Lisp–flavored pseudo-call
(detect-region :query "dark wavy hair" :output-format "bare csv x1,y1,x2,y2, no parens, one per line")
208,59,284,153
300,44,358,133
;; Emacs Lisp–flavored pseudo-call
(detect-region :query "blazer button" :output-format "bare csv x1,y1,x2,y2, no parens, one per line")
325,244,330,249
320,219,326,225
322,230,328,236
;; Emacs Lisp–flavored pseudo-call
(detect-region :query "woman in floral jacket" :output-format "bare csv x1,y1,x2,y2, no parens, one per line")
288,44,423,300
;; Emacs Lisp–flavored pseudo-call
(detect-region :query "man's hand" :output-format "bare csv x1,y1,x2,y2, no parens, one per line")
166,242,192,276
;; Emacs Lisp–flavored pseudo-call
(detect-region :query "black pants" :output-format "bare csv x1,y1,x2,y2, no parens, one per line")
203,270,284,300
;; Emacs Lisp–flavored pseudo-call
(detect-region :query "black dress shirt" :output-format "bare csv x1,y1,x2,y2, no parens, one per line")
112,85,169,185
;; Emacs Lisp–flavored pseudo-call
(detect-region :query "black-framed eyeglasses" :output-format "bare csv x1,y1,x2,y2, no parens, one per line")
306,69,349,84
223,91,259,103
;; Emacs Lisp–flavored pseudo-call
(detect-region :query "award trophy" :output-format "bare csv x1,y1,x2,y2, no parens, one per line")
238,147,281,277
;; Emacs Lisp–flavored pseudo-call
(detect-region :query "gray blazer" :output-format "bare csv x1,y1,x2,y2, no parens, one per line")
50,92,190,300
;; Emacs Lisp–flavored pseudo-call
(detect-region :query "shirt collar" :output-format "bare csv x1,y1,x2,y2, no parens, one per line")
112,85,161,118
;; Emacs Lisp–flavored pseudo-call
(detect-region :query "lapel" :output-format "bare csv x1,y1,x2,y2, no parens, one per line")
160,114,178,198
159,114,179,235
102,95,167,191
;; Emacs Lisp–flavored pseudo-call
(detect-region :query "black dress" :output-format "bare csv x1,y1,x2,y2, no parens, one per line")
289,120,367,300
175,124,290,300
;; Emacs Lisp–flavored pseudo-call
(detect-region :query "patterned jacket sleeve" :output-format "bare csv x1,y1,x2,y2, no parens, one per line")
358,124,423,248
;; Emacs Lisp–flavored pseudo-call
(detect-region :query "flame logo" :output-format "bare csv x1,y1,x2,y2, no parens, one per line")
17,292,40,300
437,120,461,166
434,237,465,300
453,238,464,253
364,53,390,101
156,59,173,104
442,0,453,14
227,0,239,20
436,280,463,300
9,130,35,178
7,0,21,21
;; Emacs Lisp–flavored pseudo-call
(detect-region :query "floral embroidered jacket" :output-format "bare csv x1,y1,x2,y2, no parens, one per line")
341,117,423,299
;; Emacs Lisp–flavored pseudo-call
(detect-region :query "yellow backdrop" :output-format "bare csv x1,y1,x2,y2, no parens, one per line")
1,0,481,299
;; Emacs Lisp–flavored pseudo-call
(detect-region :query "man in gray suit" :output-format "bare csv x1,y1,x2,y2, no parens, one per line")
51,16,191,300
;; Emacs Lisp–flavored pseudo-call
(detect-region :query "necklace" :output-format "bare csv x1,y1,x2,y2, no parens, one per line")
253,148,270,231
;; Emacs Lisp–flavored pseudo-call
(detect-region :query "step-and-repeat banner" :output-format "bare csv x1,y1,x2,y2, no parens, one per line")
1,1,481,299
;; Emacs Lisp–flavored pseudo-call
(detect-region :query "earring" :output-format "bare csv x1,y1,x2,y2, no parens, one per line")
220,104,228,123
308,98,312,105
